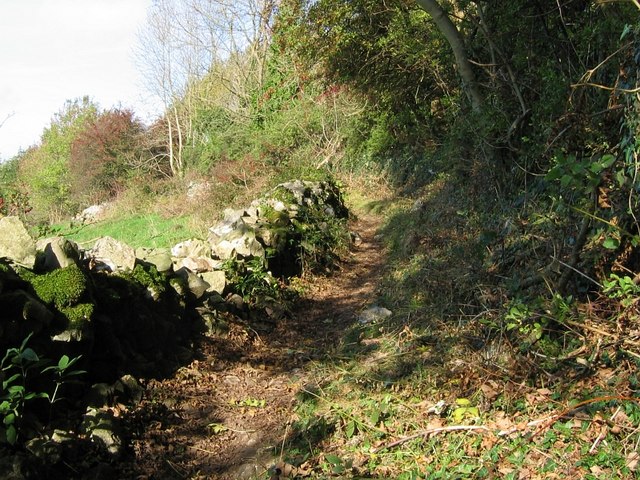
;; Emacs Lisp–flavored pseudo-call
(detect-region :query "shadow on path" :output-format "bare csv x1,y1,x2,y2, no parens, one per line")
117,213,388,479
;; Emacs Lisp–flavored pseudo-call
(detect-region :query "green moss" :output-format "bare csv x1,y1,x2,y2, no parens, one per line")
31,264,87,309
271,186,299,206
169,276,188,297
120,264,167,296
59,303,94,328
14,266,35,282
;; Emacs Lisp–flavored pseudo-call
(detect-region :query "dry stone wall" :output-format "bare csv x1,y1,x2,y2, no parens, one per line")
0,180,348,384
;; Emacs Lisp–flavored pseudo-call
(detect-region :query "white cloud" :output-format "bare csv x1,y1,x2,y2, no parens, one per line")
0,0,161,160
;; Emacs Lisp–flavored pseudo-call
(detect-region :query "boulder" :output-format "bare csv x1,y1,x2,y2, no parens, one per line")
0,216,36,268
208,209,247,242
74,203,110,224
81,408,123,456
90,237,136,272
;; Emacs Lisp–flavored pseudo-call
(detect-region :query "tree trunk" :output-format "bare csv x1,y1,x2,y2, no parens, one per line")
415,0,483,112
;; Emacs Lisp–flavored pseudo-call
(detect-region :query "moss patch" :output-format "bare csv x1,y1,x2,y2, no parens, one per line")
119,264,167,296
59,303,94,328
31,264,87,309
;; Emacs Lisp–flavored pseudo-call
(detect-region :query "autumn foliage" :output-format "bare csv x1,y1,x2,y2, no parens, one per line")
69,108,143,203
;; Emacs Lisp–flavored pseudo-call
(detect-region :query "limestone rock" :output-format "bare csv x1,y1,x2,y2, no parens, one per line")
357,305,392,324
75,203,110,224
171,238,211,259
114,374,144,404
136,247,173,273
37,236,80,271
52,327,92,342
208,209,247,242
201,270,226,295
0,216,36,268
175,267,210,299
210,226,265,260
174,256,221,273
81,408,123,456
2,289,53,322
90,237,136,272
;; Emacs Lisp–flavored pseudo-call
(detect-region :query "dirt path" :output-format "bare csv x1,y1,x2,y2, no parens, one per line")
119,212,386,479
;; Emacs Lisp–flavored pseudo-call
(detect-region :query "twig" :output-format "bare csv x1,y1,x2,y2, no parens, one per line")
571,82,640,94
589,422,608,454
563,318,640,350
373,425,491,452
279,420,291,463
376,397,640,453
497,415,560,437
189,445,217,455
555,257,603,289
165,459,188,478
590,406,621,454
0,112,14,129
530,396,640,438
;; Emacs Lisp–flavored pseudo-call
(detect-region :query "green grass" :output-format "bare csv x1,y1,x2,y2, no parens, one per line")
48,213,200,249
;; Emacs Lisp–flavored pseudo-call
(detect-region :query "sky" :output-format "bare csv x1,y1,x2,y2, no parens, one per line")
0,0,162,161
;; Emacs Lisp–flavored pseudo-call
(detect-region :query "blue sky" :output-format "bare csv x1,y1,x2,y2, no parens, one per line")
0,0,161,161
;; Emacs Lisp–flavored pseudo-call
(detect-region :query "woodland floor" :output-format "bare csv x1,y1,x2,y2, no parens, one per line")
117,212,386,479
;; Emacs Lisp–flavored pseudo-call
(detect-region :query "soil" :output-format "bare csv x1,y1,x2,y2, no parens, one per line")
118,212,386,479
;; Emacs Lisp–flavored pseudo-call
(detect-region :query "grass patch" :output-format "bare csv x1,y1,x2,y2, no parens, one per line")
49,213,200,249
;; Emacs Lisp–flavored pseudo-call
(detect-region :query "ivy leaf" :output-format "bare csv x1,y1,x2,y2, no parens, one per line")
603,237,620,250
207,422,228,434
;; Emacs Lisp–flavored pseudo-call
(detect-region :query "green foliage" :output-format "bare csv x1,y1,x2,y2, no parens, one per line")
293,203,350,274
0,334,84,445
119,264,167,299
68,108,144,204
223,257,280,301
603,274,640,308
0,158,32,219
58,303,94,328
41,354,86,407
17,97,99,220
0,334,47,444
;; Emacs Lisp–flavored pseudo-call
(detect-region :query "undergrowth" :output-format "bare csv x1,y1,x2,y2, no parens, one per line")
271,175,640,479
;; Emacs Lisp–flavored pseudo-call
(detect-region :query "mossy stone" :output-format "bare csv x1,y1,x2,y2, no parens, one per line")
119,264,167,296
30,264,87,309
59,303,94,328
